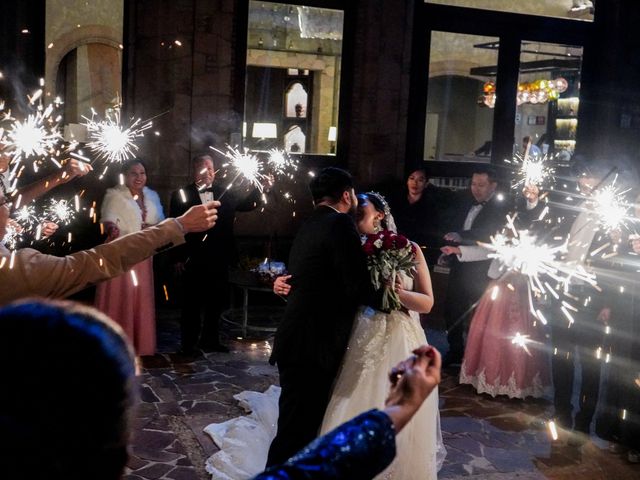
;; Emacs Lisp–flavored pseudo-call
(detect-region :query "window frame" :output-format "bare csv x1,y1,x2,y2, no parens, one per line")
235,0,355,165
406,2,593,178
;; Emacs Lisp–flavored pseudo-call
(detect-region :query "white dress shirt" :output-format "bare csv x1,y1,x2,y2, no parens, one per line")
198,186,214,205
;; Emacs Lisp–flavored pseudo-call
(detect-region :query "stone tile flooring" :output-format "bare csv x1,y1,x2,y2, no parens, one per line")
124,316,640,480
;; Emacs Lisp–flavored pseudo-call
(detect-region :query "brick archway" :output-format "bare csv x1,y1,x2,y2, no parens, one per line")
45,24,121,96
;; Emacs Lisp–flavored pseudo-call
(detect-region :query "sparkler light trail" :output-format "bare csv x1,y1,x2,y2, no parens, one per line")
210,145,266,199
83,107,153,164
484,215,597,323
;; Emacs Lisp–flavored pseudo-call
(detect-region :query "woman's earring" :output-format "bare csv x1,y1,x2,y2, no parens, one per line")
373,219,382,233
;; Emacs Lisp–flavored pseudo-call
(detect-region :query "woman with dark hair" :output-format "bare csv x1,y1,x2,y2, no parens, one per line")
95,158,165,356
0,300,136,480
388,169,451,266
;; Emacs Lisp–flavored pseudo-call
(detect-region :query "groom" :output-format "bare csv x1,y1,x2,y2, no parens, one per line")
267,167,374,466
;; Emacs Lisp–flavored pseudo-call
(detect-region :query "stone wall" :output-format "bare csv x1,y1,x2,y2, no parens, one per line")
44,0,123,101
347,0,415,187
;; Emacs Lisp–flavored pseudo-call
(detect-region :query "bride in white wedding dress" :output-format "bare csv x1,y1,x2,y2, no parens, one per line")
204,192,445,479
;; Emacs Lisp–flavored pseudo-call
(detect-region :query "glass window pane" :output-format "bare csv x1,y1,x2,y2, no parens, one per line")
244,1,343,155
426,0,594,22
514,41,583,166
424,31,499,163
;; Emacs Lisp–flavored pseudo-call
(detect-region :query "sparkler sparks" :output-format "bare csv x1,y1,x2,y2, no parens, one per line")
510,332,533,355
2,224,23,250
13,205,37,229
485,215,598,324
266,148,299,177
210,145,266,198
44,198,75,225
506,153,555,190
2,105,62,162
83,108,152,164
590,181,631,232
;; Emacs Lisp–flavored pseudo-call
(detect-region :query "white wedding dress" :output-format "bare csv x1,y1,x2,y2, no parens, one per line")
204,273,445,479
320,273,445,479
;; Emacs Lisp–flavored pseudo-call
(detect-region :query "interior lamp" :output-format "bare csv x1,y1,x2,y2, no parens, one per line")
252,122,277,139
328,126,337,154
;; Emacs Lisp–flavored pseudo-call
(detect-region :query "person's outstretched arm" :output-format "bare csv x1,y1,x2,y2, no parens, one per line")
0,202,219,306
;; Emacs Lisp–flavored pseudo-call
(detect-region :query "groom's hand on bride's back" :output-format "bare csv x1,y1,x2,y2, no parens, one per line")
273,275,292,296
384,346,442,432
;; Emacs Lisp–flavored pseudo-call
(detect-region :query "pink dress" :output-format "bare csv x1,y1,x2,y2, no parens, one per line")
460,274,551,399
94,185,164,356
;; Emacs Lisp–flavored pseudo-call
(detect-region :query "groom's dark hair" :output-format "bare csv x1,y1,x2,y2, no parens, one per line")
0,300,136,480
310,167,354,203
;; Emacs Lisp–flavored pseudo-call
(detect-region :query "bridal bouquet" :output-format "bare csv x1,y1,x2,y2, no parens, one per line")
363,229,417,312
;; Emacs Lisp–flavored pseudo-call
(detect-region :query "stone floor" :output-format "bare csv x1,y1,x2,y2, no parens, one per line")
123,314,640,480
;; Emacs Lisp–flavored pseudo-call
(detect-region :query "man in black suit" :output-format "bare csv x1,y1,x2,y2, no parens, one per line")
169,154,261,355
266,167,374,466
439,166,509,366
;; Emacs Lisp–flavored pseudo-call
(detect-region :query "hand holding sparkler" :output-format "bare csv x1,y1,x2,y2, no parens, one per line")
175,200,220,233
440,245,461,256
103,221,120,242
40,221,58,238
63,158,93,180
523,184,540,204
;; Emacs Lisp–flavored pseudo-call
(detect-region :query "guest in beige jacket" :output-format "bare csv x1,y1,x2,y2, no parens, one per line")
0,188,220,306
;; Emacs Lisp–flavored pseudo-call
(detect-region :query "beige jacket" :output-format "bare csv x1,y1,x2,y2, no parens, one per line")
0,219,185,306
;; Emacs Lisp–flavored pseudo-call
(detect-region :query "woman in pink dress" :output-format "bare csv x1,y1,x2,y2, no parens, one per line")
459,185,552,399
95,159,165,356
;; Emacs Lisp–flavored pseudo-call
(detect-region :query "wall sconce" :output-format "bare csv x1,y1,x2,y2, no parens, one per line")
328,126,337,154
252,122,278,139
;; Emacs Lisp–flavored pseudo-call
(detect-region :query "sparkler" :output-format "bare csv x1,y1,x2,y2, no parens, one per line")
506,153,555,190
44,198,76,225
210,145,265,200
266,148,299,177
14,205,37,227
510,332,533,355
83,107,152,164
2,224,23,250
2,98,63,163
590,181,632,232
485,215,598,324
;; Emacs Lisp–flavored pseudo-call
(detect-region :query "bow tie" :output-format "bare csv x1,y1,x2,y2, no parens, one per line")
471,200,487,207
200,186,215,193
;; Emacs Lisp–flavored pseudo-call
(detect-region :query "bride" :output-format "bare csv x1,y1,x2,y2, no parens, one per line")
204,192,445,479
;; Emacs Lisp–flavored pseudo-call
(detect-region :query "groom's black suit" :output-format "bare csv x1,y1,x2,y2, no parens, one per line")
267,205,374,466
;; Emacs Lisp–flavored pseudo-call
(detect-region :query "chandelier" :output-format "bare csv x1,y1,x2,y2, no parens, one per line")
480,77,568,108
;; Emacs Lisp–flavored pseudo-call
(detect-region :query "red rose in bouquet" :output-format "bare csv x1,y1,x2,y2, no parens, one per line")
362,230,417,311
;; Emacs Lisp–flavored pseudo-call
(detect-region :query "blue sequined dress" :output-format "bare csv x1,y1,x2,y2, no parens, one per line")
253,409,397,479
